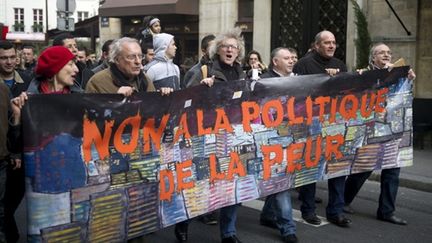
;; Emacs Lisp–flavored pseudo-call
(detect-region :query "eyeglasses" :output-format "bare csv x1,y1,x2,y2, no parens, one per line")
124,54,143,61
0,55,17,61
376,50,392,56
221,44,238,50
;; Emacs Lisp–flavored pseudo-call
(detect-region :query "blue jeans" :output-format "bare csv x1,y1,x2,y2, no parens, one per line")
219,204,238,238
326,176,346,217
378,168,400,218
261,190,296,236
0,160,7,242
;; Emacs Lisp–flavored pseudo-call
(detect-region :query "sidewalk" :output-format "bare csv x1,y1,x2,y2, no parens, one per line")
369,148,432,193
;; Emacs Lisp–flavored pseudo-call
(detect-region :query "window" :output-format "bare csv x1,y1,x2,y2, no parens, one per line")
33,9,43,32
14,8,24,32
77,11,89,22
238,0,254,21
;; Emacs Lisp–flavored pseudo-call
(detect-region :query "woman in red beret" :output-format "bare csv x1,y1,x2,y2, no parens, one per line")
26,45,82,94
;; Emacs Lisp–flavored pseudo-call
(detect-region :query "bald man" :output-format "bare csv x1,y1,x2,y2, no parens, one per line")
293,30,351,228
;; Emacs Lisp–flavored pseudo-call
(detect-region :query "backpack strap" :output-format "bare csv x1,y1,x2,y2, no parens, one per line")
201,64,208,79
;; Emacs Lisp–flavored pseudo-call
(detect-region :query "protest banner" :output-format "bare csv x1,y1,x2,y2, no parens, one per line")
22,67,412,241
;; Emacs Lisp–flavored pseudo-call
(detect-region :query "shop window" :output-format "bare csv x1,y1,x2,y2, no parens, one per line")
238,0,254,22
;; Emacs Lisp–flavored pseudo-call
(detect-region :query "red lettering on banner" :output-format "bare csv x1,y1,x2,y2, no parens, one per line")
286,143,304,173
306,96,313,125
143,114,169,154
315,96,331,122
261,144,283,180
176,160,194,192
159,169,175,201
226,152,247,180
339,94,359,120
82,118,114,162
209,154,225,183
360,92,376,118
174,113,191,144
241,101,260,132
287,97,303,125
375,88,388,113
329,97,338,124
262,99,284,128
113,113,141,154
214,108,234,133
197,109,213,136
305,136,322,168
325,134,345,160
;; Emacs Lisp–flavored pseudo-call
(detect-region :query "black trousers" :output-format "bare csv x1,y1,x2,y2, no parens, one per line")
5,165,25,243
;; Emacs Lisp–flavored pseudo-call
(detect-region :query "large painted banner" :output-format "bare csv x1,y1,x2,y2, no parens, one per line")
23,67,412,242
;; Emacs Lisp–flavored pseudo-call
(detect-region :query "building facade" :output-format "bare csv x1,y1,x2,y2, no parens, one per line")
0,0,99,45
199,0,430,98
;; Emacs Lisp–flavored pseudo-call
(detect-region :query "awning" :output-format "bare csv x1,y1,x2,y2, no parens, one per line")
99,0,199,17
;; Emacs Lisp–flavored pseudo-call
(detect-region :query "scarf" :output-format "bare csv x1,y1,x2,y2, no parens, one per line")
39,80,70,94
110,63,148,92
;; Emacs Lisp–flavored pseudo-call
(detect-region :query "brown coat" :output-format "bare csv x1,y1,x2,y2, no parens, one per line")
85,68,155,94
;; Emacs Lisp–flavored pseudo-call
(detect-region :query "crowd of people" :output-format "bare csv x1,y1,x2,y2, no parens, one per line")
0,14,416,243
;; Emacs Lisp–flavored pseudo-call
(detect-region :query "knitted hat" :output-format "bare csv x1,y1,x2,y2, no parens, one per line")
35,46,75,78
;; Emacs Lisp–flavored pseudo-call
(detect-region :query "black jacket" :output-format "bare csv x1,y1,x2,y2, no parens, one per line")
0,70,31,97
293,50,347,75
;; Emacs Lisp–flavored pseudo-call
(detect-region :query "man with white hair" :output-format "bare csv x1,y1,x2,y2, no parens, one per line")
85,37,155,95
343,43,415,226
198,27,247,243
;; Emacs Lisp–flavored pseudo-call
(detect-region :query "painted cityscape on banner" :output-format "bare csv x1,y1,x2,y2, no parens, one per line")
22,67,412,242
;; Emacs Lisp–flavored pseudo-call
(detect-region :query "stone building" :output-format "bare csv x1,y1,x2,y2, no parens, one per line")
99,0,431,98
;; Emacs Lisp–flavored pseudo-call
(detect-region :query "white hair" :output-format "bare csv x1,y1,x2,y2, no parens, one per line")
209,27,245,63
109,37,140,63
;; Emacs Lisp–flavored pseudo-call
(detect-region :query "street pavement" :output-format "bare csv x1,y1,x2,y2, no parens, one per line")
15,148,432,243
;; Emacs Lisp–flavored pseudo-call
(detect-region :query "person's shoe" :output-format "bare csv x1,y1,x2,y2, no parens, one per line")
343,205,355,214
283,234,298,243
221,235,242,243
200,213,218,225
302,214,321,225
327,215,352,227
174,223,188,242
377,215,407,225
314,197,323,204
259,218,278,229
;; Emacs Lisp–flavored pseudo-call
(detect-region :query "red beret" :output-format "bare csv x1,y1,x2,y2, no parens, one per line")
35,46,75,79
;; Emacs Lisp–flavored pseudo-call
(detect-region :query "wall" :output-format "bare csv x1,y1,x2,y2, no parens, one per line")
252,0,271,65
415,0,432,98
198,0,238,54
0,0,99,33
364,0,418,72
